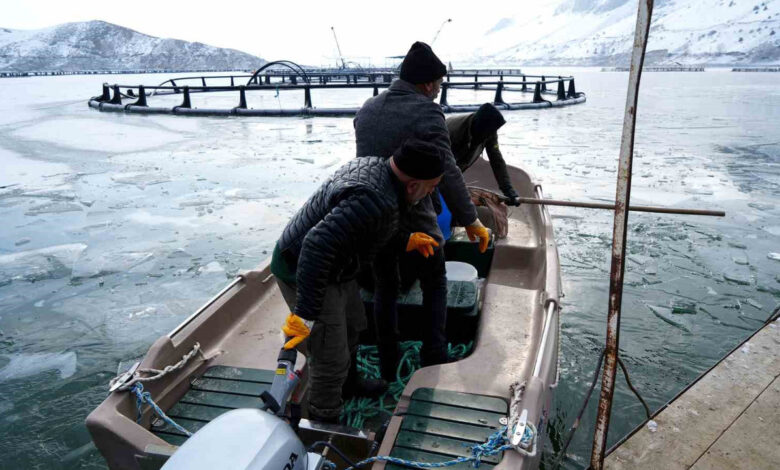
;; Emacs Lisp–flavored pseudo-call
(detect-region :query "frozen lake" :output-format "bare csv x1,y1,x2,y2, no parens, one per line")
0,69,778,469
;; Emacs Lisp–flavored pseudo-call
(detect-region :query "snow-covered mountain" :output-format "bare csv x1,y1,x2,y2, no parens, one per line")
463,0,779,66
0,20,265,72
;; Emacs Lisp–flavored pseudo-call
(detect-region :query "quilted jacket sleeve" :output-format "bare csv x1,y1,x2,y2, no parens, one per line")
294,190,396,321
418,104,478,226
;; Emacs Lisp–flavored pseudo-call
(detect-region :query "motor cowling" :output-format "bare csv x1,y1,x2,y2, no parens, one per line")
161,408,308,470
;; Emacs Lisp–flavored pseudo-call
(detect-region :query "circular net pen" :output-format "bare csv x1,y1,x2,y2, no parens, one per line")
88,65,585,117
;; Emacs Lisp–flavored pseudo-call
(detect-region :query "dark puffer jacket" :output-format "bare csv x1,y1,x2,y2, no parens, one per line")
274,157,406,321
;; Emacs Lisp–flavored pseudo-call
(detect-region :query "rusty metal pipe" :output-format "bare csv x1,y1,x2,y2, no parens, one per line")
590,1,655,469
470,187,725,217
509,197,724,217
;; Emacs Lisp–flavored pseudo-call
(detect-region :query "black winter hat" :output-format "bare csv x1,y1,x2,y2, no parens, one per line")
393,138,445,180
471,103,506,142
400,42,448,85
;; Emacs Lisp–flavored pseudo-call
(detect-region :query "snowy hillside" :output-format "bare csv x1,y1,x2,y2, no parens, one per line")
464,0,779,65
0,20,266,72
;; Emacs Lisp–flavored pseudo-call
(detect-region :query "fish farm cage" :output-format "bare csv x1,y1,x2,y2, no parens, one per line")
88,61,586,117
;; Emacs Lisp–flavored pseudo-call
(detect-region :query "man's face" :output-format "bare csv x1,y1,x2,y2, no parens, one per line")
416,78,444,100
430,78,443,100
406,175,442,205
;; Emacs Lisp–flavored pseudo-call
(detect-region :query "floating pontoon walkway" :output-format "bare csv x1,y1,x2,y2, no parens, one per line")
604,317,780,470
87,63,586,117
601,66,704,72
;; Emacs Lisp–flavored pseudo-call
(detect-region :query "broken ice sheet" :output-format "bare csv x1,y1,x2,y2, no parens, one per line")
11,118,183,152
112,173,171,189
224,188,275,200
0,243,87,282
71,249,156,279
0,147,71,188
0,351,77,381
723,268,751,286
25,201,83,216
197,261,225,274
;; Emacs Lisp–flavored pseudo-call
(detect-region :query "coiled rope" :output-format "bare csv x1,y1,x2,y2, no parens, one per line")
341,341,473,429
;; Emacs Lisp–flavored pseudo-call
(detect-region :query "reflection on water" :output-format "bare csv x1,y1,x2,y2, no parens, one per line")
0,69,778,468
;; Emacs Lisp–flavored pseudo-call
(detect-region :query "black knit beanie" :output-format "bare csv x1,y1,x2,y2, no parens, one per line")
399,42,447,85
393,138,445,180
471,103,506,143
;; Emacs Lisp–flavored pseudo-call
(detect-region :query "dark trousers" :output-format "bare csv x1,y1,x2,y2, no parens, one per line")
277,278,366,419
404,248,449,366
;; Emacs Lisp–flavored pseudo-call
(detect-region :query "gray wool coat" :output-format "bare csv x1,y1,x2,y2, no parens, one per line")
353,79,478,242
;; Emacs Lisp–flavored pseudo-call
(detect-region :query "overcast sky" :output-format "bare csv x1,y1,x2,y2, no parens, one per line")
2,0,556,65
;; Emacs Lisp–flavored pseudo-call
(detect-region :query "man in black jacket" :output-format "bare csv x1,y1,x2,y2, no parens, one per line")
270,139,444,422
446,103,520,203
354,42,490,373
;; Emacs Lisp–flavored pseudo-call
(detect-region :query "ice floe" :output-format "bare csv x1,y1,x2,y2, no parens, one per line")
0,243,87,283
11,118,183,152
0,351,77,381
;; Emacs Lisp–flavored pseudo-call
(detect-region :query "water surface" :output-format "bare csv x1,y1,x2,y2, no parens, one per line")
0,69,777,469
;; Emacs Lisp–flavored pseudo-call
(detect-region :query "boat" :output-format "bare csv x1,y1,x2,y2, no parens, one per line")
86,156,562,470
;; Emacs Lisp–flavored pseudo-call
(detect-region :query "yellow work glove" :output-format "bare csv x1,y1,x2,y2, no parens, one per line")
465,223,490,253
281,313,313,350
406,232,439,258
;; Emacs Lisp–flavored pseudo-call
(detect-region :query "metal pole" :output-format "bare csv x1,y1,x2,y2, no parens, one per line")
431,18,452,45
331,27,346,69
590,1,654,469
508,197,724,217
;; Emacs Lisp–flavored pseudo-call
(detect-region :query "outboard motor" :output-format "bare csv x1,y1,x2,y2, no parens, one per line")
160,408,323,470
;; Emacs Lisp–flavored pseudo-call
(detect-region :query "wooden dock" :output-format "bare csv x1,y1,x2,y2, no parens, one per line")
604,316,780,470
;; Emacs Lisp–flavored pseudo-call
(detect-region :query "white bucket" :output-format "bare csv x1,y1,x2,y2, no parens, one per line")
445,261,479,282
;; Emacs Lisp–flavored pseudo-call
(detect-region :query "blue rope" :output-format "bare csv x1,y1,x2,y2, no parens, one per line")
131,383,192,437
346,426,511,469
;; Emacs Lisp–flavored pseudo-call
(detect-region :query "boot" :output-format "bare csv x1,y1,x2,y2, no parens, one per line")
378,342,400,383
308,403,341,424
343,353,388,399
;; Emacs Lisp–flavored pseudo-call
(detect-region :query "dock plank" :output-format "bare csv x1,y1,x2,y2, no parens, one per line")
604,320,780,470
690,376,780,470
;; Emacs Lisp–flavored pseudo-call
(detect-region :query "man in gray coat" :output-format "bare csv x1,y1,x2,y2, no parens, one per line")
354,41,490,373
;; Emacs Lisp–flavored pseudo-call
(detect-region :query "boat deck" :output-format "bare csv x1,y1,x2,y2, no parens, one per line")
604,318,780,470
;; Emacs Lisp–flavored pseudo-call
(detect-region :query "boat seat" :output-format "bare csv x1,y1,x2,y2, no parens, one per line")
385,387,508,469
150,366,274,446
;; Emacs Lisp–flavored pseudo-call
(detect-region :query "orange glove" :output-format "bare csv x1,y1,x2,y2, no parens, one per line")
406,232,439,258
281,313,313,350
465,223,490,253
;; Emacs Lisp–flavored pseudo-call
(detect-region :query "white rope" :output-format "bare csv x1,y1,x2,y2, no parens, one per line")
109,342,202,392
